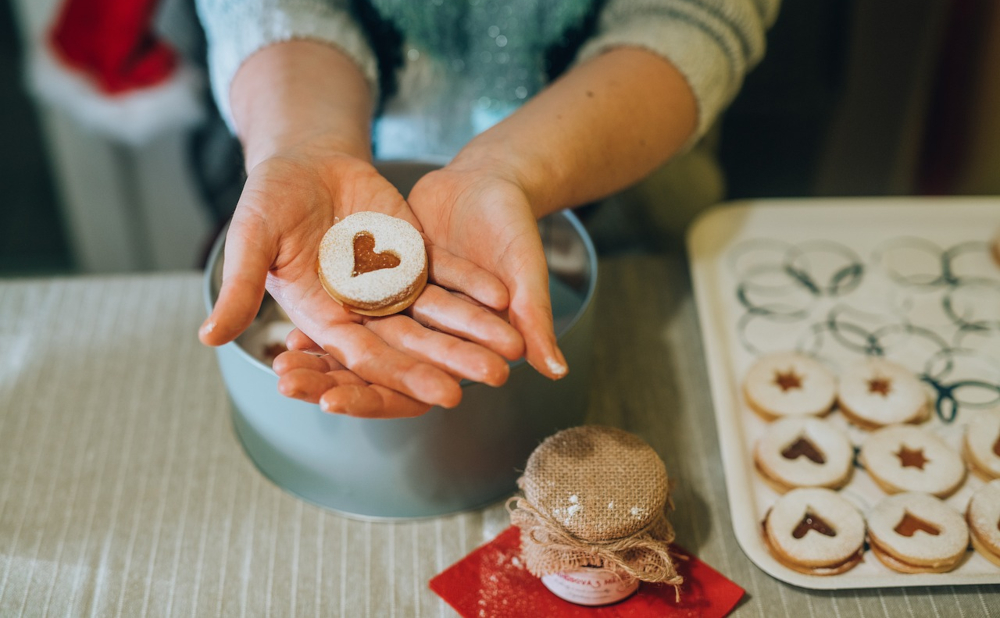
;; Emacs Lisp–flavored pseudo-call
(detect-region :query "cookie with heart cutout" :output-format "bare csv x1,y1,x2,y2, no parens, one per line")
867,492,969,573
754,416,854,493
860,425,966,498
762,488,866,575
837,357,929,430
964,409,1000,481
967,479,1000,567
318,211,428,316
743,352,837,421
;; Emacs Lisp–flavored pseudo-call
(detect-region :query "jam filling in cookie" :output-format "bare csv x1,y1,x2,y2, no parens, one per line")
867,492,968,574
743,352,837,420
860,425,966,498
351,232,401,275
893,511,940,537
318,212,428,317
754,417,853,492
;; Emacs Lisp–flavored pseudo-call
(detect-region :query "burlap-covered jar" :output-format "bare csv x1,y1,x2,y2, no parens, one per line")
508,426,682,605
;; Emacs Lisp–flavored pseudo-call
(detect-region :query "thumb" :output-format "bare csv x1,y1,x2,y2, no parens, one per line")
200,216,276,346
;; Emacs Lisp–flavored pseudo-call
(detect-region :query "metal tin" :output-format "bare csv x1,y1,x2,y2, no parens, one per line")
203,161,598,520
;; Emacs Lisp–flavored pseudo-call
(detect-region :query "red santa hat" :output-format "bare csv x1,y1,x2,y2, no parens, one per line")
28,0,204,144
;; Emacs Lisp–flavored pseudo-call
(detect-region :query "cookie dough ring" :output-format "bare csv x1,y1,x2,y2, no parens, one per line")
860,425,966,498
964,409,1000,481
743,352,837,421
762,488,865,575
967,480,1000,567
867,492,969,573
317,212,428,317
754,417,854,493
837,358,929,430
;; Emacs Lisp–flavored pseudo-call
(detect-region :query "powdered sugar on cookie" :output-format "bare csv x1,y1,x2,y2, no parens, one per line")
318,211,427,312
765,488,865,567
867,492,968,568
838,357,928,428
860,425,965,498
754,417,853,490
744,352,837,419
967,480,1000,566
965,409,1000,480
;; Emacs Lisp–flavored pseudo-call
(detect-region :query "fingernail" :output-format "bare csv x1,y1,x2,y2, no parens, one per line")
199,319,215,336
546,356,568,378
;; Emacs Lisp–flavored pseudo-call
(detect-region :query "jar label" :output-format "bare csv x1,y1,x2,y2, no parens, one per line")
540,569,639,606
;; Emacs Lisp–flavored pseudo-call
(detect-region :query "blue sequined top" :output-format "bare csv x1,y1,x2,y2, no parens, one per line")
196,0,778,159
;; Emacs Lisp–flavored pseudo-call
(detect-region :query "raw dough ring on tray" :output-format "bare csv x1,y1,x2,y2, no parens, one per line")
318,211,428,316
867,492,969,574
743,352,837,421
762,488,865,576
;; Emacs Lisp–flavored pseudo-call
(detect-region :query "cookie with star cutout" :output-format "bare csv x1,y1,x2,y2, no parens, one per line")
868,492,969,573
762,488,866,575
837,357,929,430
743,352,837,421
754,417,854,493
860,425,966,498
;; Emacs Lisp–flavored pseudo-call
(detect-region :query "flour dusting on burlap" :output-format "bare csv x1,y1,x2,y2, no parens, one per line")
508,426,683,593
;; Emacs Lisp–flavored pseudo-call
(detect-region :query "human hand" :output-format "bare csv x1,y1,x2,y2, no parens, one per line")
199,147,524,415
405,162,568,380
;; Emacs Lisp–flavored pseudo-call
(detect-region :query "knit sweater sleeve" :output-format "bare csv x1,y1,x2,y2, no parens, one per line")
194,0,379,131
576,0,780,142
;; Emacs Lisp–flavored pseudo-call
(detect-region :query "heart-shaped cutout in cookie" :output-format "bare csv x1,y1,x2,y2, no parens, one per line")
893,511,940,537
792,510,837,539
781,436,826,464
352,232,401,277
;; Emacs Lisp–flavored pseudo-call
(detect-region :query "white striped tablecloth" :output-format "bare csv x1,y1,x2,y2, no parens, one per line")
1,260,998,617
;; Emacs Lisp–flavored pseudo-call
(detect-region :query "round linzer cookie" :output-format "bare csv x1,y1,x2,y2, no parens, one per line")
754,417,854,493
318,212,428,316
762,488,865,575
964,409,1000,481
967,480,1000,567
837,357,928,430
867,492,968,573
860,425,966,498
743,352,837,421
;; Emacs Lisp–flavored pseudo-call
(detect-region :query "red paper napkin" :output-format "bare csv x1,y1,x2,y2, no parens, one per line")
430,526,744,618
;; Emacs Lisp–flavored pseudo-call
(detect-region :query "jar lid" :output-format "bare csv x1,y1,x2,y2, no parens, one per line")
509,426,681,587
519,425,669,542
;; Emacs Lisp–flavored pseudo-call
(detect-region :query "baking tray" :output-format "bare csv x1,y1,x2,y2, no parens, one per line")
687,197,1000,589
